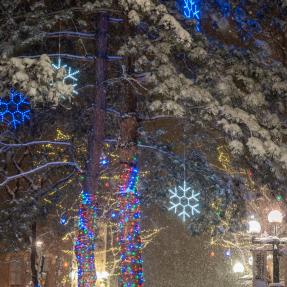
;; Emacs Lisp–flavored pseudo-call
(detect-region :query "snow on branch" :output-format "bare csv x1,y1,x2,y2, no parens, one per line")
45,31,95,39
19,54,123,62
0,161,81,187
0,140,72,152
19,54,95,62
0,55,73,105
104,139,180,160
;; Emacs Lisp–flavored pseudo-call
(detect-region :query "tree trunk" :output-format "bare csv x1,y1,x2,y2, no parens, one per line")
117,29,144,285
84,12,108,194
31,222,38,287
75,12,108,287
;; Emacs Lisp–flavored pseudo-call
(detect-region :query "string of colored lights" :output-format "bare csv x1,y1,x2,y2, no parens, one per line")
117,160,144,287
74,191,97,286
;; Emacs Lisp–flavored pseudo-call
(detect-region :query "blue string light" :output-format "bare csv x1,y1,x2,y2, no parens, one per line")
0,89,30,129
214,0,262,41
60,214,68,225
100,153,109,167
52,57,80,95
224,249,232,258
180,0,201,32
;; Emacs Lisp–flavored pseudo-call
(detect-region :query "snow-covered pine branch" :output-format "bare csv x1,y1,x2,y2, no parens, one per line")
0,55,73,105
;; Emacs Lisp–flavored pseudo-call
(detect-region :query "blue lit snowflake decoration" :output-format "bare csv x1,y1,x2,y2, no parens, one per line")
182,0,201,32
168,181,200,222
60,214,68,225
0,89,30,129
52,57,79,95
100,153,109,167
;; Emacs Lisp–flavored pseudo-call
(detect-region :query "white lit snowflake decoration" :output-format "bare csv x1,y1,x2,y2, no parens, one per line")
168,181,200,222
52,57,79,95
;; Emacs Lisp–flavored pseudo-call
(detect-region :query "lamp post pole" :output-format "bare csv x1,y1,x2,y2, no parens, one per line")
273,243,280,283
249,210,285,286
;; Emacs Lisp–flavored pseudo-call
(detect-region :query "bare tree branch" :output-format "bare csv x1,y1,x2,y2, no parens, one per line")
104,139,180,160
0,140,72,152
45,31,95,39
18,54,123,62
0,162,81,187
13,158,34,186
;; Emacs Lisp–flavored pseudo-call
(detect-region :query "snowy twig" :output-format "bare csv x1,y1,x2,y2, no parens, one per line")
104,139,180,160
138,143,180,158
45,31,95,39
45,7,122,17
19,54,123,62
0,161,81,187
0,140,72,152
19,53,95,61
139,115,182,121
13,158,34,187
108,107,182,121
0,171,77,222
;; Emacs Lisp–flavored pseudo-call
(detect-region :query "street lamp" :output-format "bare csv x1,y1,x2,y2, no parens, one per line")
268,210,283,284
248,220,261,234
252,210,286,284
268,210,283,224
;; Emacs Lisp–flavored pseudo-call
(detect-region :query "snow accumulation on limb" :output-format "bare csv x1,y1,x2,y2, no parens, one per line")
0,140,73,152
0,55,73,106
0,141,72,152
116,0,287,182
0,161,81,187
1,0,287,181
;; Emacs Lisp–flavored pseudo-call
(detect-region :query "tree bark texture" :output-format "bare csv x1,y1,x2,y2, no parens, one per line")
31,222,38,287
84,12,108,194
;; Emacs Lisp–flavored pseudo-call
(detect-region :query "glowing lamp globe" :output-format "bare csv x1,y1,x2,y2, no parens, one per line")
248,220,261,234
233,262,244,273
267,210,283,224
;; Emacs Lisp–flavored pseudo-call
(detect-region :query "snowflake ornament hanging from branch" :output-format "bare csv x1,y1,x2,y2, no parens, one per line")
0,89,31,129
52,57,80,95
168,181,200,222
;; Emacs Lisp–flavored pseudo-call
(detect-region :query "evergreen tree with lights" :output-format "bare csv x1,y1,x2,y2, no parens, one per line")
0,0,287,286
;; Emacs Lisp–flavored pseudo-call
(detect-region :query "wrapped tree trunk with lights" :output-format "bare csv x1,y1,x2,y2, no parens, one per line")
75,13,108,287
116,52,144,286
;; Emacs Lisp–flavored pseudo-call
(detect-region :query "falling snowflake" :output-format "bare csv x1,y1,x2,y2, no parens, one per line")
183,0,201,31
168,181,200,222
0,89,30,129
52,57,80,95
